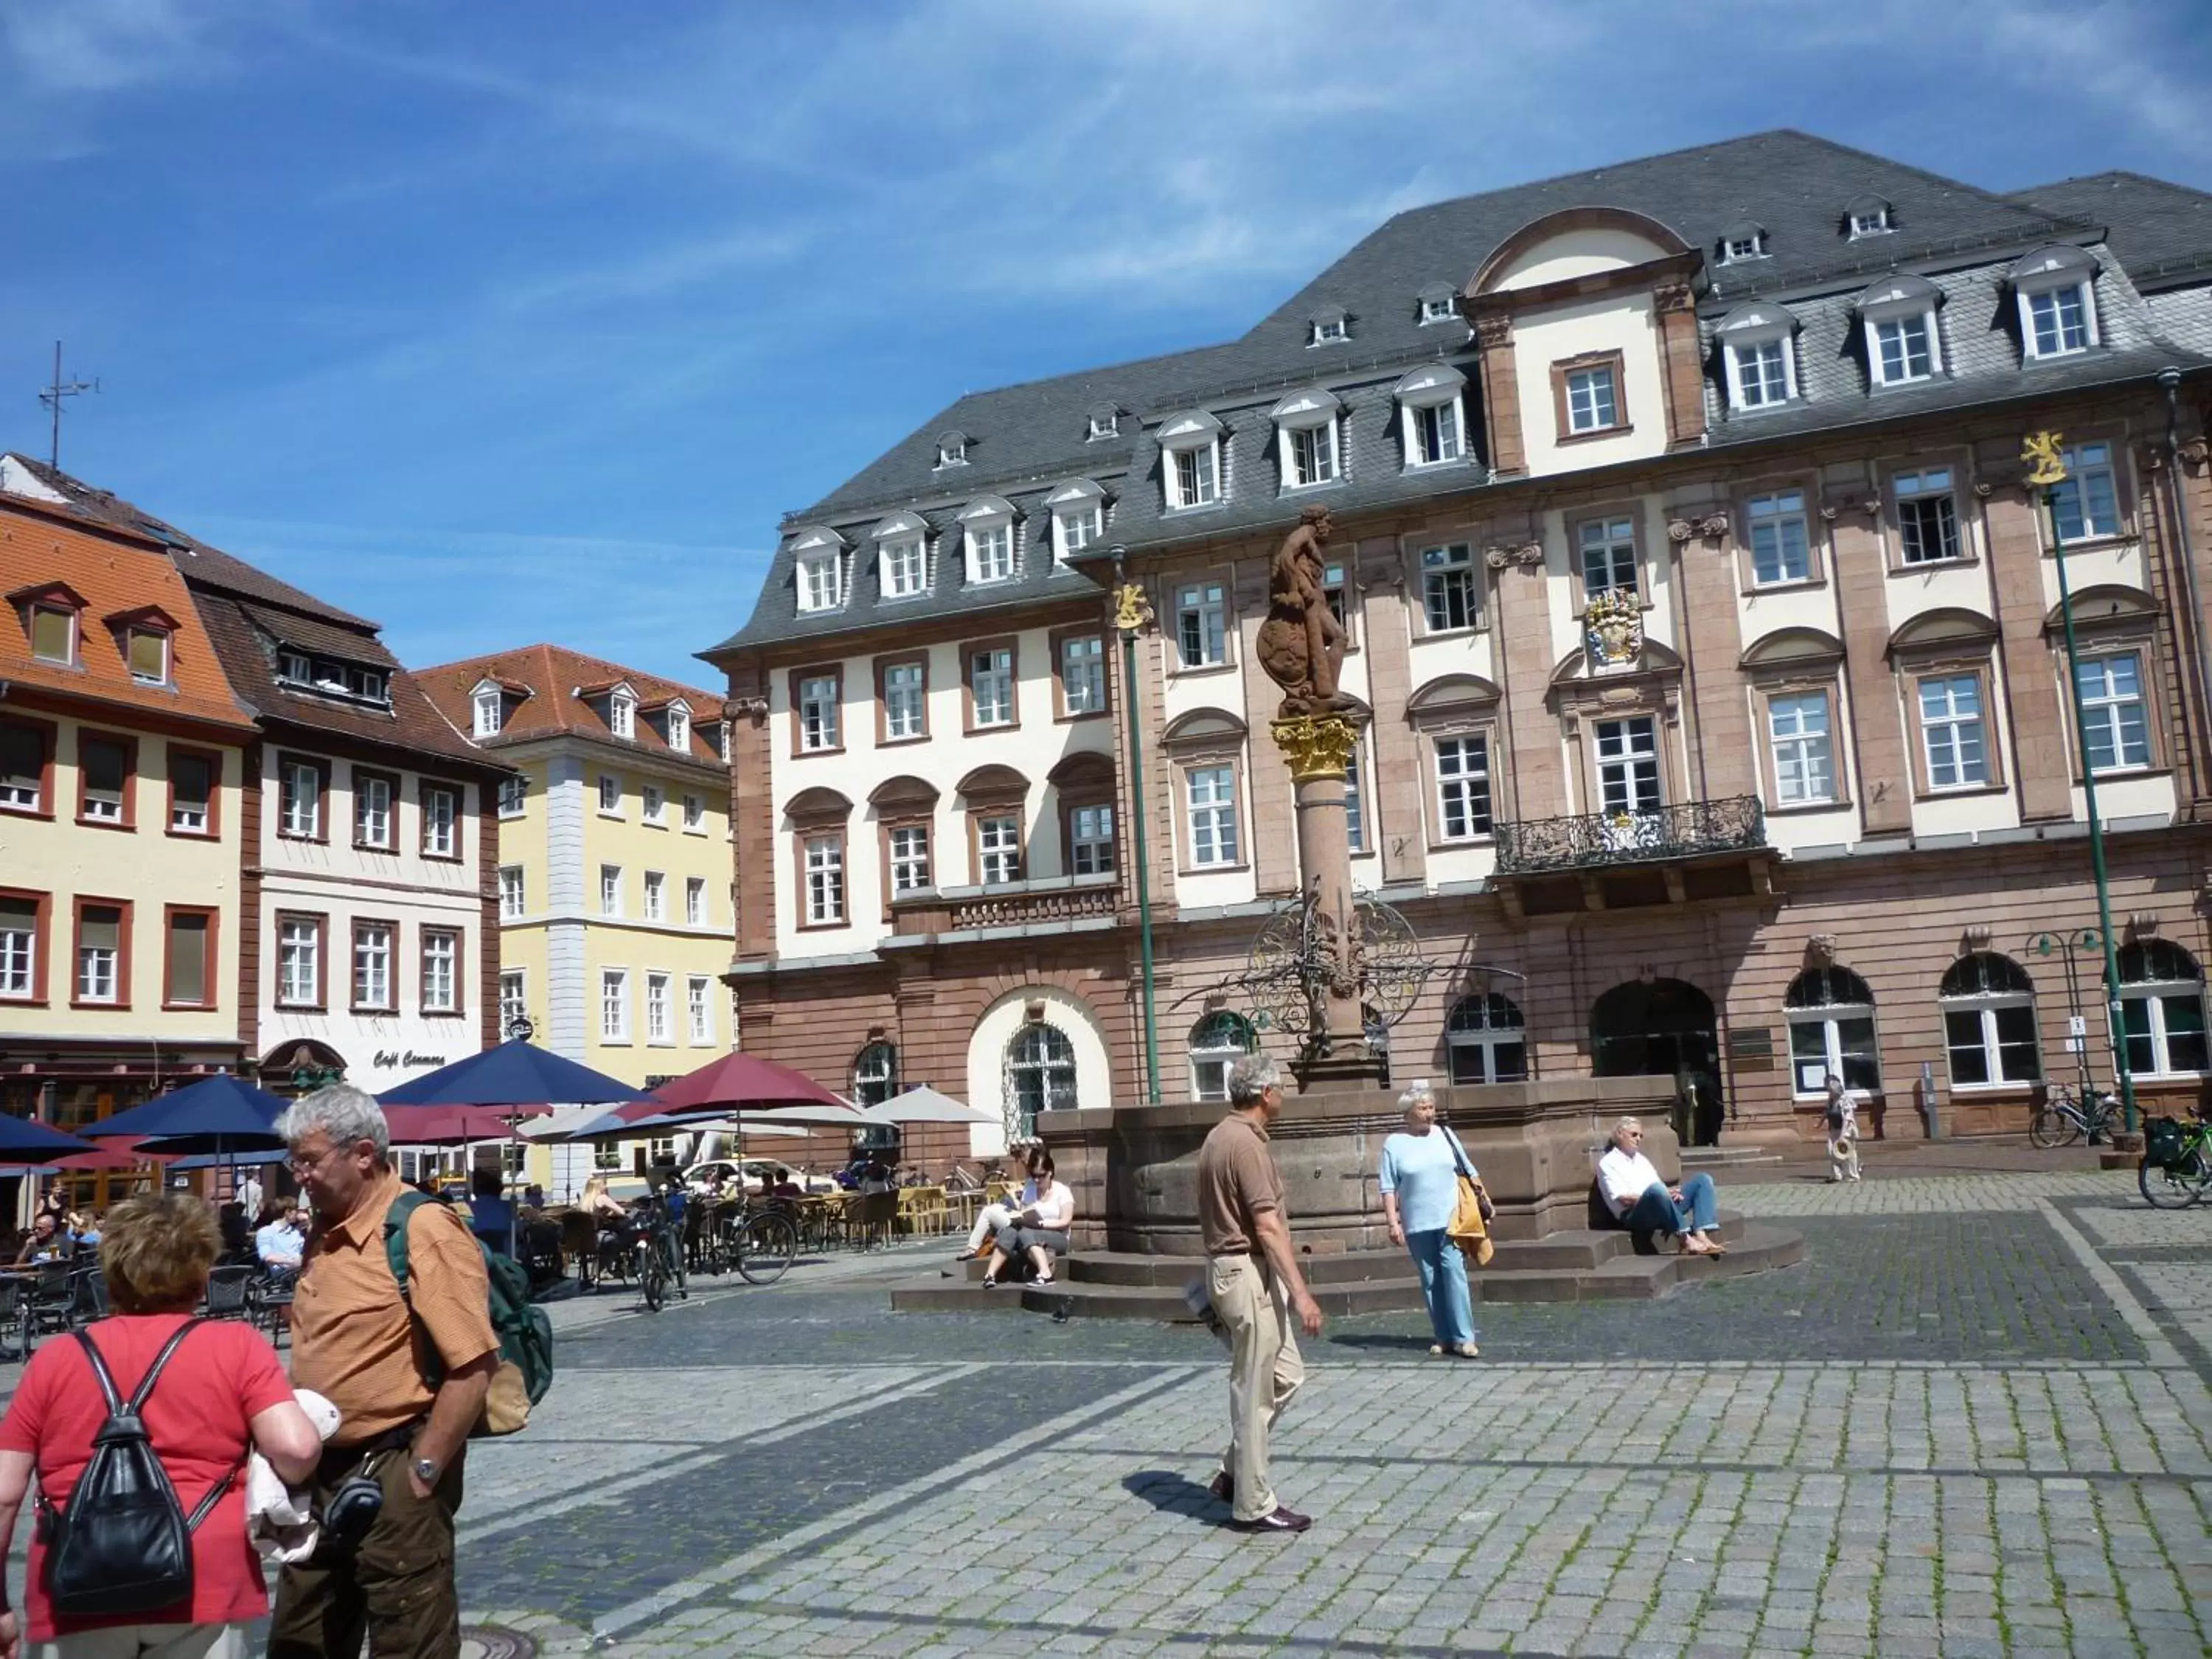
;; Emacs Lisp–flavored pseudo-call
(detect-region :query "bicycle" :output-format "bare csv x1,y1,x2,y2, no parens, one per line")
2140,1113,2212,1208
629,1194,689,1312
2028,1083,2122,1149
733,1202,799,1287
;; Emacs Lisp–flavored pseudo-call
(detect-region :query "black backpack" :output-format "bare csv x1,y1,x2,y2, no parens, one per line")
37,1321,237,1618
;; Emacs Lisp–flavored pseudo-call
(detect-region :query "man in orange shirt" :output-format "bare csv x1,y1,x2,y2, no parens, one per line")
268,1085,499,1659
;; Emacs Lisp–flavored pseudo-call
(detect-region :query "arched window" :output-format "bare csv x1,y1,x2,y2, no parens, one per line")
1445,994,1526,1085
852,1041,898,1107
1006,1023,1077,1136
1938,953,2040,1086
1783,967,1879,1096
2119,942,2209,1077
1189,1012,1257,1102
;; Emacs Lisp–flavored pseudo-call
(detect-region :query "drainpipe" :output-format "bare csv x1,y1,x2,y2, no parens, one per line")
2159,368,2212,796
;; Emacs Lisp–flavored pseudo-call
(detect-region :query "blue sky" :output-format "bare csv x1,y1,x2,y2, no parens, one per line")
4,1,2209,687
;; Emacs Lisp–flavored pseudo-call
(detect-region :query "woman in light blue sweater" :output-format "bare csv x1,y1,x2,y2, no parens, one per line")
1377,1081,1478,1358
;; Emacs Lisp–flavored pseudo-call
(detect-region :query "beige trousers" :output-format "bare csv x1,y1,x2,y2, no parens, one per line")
1827,1135,1860,1180
1207,1251,1305,1522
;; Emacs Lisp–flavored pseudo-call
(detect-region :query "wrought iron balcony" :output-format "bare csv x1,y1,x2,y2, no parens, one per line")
1493,796,1767,875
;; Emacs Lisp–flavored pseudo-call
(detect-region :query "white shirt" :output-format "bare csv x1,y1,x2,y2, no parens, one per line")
1597,1147,1663,1219
1023,1179,1074,1231
1827,1089,1860,1139
239,1175,264,1217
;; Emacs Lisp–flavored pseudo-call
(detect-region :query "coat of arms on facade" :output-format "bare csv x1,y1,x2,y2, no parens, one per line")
1584,588,1643,670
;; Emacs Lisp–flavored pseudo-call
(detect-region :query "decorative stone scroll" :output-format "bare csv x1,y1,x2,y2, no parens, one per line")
1484,541,1544,570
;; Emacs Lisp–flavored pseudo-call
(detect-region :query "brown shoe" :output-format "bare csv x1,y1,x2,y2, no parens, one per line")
1207,1470,1233,1504
1231,1506,1312,1534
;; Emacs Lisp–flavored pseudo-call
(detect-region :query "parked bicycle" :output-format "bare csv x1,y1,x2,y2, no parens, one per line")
2140,1113,2212,1208
629,1194,688,1312
2029,1083,2122,1149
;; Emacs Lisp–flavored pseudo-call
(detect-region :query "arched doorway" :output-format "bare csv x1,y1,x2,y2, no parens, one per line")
1590,978,1722,1144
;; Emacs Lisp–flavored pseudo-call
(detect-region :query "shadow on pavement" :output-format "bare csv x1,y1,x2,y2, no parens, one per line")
1122,1468,1227,1523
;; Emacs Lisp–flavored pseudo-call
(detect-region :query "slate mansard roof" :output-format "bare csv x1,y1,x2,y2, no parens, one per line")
713,130,2212,658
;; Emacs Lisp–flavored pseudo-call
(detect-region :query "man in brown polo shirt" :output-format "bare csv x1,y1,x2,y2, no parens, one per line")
1197,1055,1323,1534
269,1085,499,1659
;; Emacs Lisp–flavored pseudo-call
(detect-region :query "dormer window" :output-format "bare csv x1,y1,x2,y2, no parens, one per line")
272,643,392,707
1845,195,1893,239
667,704,690,752
1159,411,1225,510
787,526,847,614
872,511,930,599
1855,274,1944,387
935,430,970,468
10,583,87,667
1718,221,1767,264
1416,282,1460,326
1271,389,1343,490
279,649,310,683
1046,480,1107,563
1716,302,1801,412
1085,404,1121,442
713,720,731,763
1307,307,1349,347
2010,246,2101,361
473,686,502,737
126,629,169,685
599,686,636,740
958,497,1018,585
1394,364,1469,468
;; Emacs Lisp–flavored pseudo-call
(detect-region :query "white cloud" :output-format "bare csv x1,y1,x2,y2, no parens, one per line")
2,0,221,91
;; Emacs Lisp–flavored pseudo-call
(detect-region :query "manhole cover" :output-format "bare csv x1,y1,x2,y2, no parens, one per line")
459,1626,538,1659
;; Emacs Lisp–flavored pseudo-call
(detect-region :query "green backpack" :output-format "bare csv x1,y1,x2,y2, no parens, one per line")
383,1190,554,1436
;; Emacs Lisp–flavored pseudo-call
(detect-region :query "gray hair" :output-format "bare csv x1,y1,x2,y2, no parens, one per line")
1226,1056,1283,1105
1610,1116,1643,1150
274,1084,390,1159
1397,1080,1436,1113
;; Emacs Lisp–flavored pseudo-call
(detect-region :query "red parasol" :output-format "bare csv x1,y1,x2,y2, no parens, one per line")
605,1052,853,1126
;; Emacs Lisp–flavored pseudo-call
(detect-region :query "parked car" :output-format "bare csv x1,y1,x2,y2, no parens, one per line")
682,1159,836,1195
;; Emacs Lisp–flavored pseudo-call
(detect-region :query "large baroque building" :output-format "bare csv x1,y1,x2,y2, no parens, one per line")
707,131,2212,1148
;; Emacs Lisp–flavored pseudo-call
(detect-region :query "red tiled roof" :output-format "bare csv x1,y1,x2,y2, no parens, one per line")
417,644,728,768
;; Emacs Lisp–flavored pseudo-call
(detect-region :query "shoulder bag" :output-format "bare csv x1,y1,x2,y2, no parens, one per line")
1440,1128,1495,1268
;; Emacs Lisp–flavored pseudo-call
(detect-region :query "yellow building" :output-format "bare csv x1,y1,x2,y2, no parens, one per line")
418,646,733,1194
0,468,261,1210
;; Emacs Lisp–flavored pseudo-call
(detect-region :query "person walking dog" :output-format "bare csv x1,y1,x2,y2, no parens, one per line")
1197,1057,1324,1534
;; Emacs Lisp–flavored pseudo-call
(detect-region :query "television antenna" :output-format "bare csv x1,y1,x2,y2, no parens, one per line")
38,341,99,470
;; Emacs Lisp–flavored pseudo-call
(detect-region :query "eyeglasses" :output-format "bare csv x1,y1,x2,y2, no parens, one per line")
286,1143,344,1177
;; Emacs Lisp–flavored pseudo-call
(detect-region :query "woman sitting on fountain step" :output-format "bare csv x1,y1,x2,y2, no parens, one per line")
981,1150,1075,1288
1377,1081,1479,1360
1598,1117,1726,1256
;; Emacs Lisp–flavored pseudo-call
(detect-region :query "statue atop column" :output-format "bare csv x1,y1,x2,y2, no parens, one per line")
1256,504,1357,717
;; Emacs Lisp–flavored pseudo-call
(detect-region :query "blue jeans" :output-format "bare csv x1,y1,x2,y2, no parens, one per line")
1403,1228,1475,1348
1621,1171,1718,1237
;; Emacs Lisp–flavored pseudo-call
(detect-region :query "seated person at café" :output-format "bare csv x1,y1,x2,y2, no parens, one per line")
1597,1116,1726,1257
980,1150,1075,1288
217,1200,252,1259
956,1145,1035,1263
13,1213,66,1266
467,1166,517,1255
65,1211,100,1249
255,1203,307,1278
770,1168,804,1200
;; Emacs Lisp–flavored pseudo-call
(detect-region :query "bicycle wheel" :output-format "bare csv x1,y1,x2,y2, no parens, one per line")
639,1242,667,1312
738,1212,798,1286
666,1233,688,1300
2028,1105,2079,1150
2140,1153,2202,1208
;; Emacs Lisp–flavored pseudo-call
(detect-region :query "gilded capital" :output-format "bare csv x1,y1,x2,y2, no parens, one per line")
1270,713,1360,782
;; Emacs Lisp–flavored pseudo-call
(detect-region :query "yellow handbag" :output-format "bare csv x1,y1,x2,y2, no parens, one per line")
1441,1128,1495,1267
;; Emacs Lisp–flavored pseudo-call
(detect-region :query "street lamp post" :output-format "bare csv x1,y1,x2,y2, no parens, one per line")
1112,556,1163,1105
2025,430,2138,1134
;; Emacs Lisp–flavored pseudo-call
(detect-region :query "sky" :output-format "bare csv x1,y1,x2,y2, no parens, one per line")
4,0,2211,688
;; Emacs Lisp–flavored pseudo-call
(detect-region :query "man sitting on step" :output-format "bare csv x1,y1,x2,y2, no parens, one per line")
980,1150,1075,1288
1597,1117,1726,1258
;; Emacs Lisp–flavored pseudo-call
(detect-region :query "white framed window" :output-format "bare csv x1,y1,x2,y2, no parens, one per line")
1187,766,1240,867
964,515,1015,585
682,793,705,831
2075,652,2150,773
1745,490,1812,585
600,968,630,1042
2051,442,2121,542
352,922,392,1011
1409,399,1461,466
278,917,320,1007
883,661,926,740
472,688,501,736
122,627,170,686
2024,283,2094,359
1849,206,1891,238
643,870,665,921
1721,229,1766,262
168,751,212,834
889,824,931,892
167,911,211,1005
685,876,706,925
1446,993,1527,1085
667,706,689,752
1344,742,1366,855
978,814,1022,885
79,737,127,824
75,905,122,1004
1189,1012,1257,1102
688,975,714,1045
28,605,78,666
1868,310,1938,385
1309,316,1346,345
1421,543,1478,633
0,723,44,813
882,537,927,598
2120,942,2209,1077
0,898,37,999
1176,582,1228,669
1006,1022,1077,1133
597,773,622,815
1596,717,1661,815
1282,419,1338,488
280,760,321,838
276,647,311,684
936,433,967,468
1769,693,1835,805
609,691,636,740
798,674,841,751
1419,293,1457,325
1918,675,1989,790
499,865,525,919
1785,967,1880,1095
422,785,456,857
1727,336,1795,411
1894,468,1961,564
498,775,526,818
1435,736,1492,841
804,835,844,924
421,929,458,1013
1578,518,1638,596
1564,364,1619,434
600,863,622,916
1054,501,1103,561
1060,635,1107,715
499,970,526,1034
645,972,672,1044
796,552,843,613
1088,410,1119,441
1166,441,1220,509
1940,953,2040,1086
641,783,664,824
969,648,1014,727
1068,804,1114,875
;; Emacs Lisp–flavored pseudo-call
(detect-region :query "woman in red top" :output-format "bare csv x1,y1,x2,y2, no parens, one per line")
0,1192,321,1659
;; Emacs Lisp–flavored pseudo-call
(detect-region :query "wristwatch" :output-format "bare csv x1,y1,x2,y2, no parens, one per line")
412,1455,441,1486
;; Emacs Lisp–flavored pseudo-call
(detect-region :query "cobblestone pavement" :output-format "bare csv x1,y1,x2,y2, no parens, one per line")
102,1170,2212,1658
